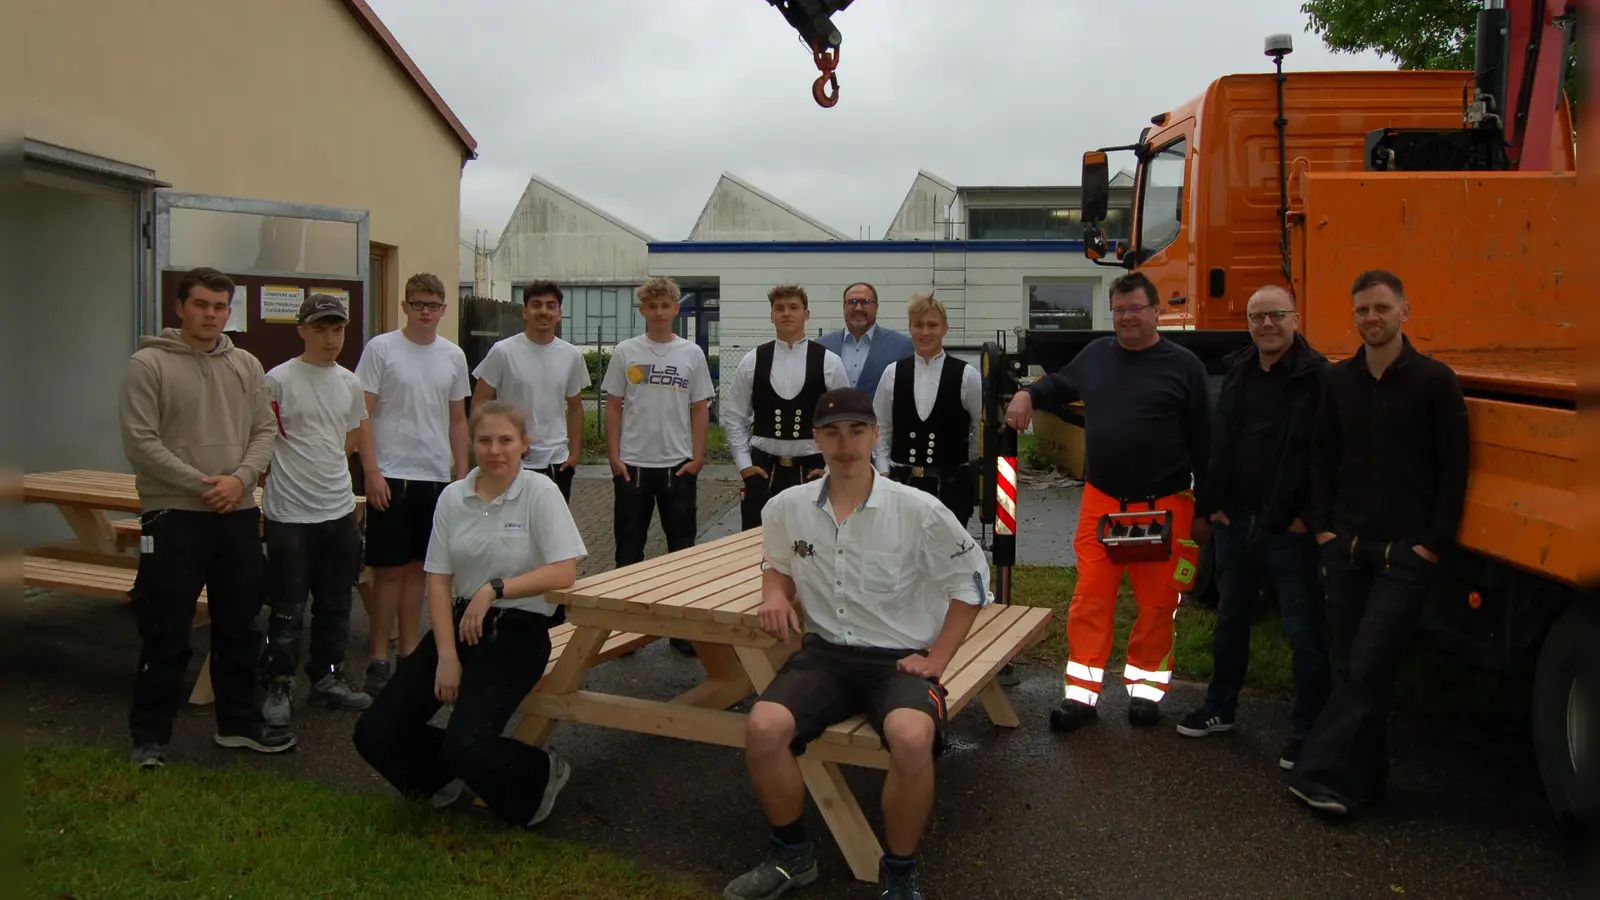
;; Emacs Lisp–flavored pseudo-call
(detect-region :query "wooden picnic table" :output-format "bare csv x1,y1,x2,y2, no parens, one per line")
512,527,1053,883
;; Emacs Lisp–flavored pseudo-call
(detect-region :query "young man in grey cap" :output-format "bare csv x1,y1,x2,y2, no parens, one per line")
725,386,991,900
258,293,374,726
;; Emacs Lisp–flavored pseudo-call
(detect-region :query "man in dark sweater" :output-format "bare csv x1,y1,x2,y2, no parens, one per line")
1005,271,1211,731
1177,286,1332,772
1288,269,1470,817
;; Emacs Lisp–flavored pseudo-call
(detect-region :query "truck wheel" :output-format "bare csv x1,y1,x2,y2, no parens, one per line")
1532,603,1597,832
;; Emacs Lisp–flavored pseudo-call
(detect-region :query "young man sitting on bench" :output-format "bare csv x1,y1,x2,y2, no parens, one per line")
725,387,991,900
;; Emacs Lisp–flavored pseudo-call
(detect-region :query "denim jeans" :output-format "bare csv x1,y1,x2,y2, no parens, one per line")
352,603,557,826
260,512,363,682
1202,513,1332,738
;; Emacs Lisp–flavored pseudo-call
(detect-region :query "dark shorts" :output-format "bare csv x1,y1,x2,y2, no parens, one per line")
363,478,447,568
760,634,949,759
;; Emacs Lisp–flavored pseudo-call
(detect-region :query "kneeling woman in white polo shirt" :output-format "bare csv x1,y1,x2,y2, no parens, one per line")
353,400,586,828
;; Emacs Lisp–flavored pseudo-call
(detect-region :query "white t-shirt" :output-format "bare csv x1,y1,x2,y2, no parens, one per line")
600,335,715,468
354,329,471,483
472,334,590,468
423,468,588,616
261,359,366,524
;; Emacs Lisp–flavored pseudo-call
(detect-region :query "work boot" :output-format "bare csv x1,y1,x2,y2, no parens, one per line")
214,722,297,754
364,658,394,697
310,667,374,711
723,836,818,900
262,677,294,728
1048,698,1097,733
1127,697,1161,726
879,857,926,899
130,743,167,770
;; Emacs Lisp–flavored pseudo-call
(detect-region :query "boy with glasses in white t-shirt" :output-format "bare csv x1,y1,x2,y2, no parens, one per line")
354,273,471,696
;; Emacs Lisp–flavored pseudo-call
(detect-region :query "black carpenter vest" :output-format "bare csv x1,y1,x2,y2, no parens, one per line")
752,340,829,440
889,353,970,467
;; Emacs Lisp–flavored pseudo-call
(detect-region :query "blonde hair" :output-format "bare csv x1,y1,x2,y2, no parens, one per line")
469,400,528,442
767,284,808,307
636,276,681,305
907,291,948,326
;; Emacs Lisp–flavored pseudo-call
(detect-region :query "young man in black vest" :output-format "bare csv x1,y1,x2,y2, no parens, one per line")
871,292,982,526
724,284,849,530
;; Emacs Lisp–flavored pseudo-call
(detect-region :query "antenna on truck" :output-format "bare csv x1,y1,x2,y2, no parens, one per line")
1266,33,1294,284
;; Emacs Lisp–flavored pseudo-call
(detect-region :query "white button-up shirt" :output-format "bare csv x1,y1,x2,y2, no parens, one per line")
871,351,983,473
724,338,850,471
760,473,992,650
423,468,587,616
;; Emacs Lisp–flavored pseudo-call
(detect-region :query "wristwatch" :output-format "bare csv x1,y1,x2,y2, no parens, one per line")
489,578,505,600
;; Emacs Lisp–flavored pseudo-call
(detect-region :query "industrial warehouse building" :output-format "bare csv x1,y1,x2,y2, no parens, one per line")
471,167,1135,395
20,0,476,544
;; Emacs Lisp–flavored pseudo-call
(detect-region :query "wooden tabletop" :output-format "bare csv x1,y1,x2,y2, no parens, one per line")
551,529,769,627
23,469,363,512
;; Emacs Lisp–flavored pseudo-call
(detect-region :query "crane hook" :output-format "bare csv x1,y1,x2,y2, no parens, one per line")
809,39,840,108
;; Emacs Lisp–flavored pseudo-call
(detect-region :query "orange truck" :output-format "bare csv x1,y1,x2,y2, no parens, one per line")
982,0,1589,828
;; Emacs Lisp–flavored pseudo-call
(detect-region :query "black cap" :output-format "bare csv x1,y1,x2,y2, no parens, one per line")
812,387,876,427
298,293,348,325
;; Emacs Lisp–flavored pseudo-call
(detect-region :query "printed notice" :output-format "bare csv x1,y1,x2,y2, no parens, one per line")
311,286,351,317
261,285,305,323
225,285,248,332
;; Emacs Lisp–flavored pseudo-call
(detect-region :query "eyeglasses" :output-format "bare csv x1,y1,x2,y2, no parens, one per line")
845,298,877,307
1247,309,1294,325
1109,304,1155,317
407,300,445,313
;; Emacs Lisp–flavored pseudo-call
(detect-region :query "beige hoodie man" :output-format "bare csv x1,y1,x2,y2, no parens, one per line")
119,328,278,512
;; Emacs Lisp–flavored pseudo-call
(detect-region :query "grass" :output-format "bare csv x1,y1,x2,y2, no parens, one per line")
22,744,709,900
576,409,729,465
1006,564,1527,722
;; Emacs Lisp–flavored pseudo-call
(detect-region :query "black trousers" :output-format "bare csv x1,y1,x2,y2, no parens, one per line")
1290,533,1438,807
352,603,557,826
261,512,364,682
526,462,575,502
740,450,824,530
613,463,697,567
889,463,976,526
128,507,266,745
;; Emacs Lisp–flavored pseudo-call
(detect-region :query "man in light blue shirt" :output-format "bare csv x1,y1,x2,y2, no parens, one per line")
818,282,914,403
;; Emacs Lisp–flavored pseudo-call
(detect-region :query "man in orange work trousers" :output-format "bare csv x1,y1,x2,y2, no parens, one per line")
1006,272,1212,730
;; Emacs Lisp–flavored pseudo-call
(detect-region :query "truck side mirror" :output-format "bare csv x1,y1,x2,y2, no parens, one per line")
1082,150,1110,224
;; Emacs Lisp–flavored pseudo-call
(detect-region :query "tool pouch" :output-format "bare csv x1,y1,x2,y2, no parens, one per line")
1169,538,1201,592
1095,506,1174,564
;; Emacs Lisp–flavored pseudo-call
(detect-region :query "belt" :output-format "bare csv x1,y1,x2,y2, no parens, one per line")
753,448,823,468
893,462,968,479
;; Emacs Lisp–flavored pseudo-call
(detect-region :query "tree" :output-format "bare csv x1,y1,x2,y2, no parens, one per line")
1301,0,1582,115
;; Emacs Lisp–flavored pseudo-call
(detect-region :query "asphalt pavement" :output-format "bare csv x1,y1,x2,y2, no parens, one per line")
12,472,1589,899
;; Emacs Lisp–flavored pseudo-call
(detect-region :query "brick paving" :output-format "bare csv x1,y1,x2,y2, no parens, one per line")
567,470,742,576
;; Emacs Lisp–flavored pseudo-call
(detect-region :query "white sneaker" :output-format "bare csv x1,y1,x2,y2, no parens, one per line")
528,753,571,826
431,778,466,809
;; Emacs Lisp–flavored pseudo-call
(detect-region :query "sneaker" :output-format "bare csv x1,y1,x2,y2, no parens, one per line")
262,677,294,728
310,668,374,712
1176,708,1236,738
214,722,297,754
130,743,166,769
527,752,572,826
364,658,394,697
431,777,467,809
723,837,818,900
879,858,925,900
1288,783,1348,816
1278,738,1303,771
1127,697,1161,726
1048,698,1098,733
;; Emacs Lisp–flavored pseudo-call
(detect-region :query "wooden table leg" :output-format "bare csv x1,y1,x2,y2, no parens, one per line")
669,642,752,709
189,653,215,705
58,506,117,556
735,645,885,883
977,679,1021,728
513,624,610,747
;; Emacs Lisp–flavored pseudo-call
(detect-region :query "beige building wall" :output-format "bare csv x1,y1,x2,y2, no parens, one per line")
23,0,468,339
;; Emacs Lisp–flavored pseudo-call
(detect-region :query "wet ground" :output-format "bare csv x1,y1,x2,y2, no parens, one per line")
13,472,1591,899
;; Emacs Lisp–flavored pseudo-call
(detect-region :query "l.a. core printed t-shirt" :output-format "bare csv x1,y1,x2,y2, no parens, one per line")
600,335,715,468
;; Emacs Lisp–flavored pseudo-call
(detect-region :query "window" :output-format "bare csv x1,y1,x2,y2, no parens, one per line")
1027,282,1096,331
969,206,1131,242
1138,137,1187,256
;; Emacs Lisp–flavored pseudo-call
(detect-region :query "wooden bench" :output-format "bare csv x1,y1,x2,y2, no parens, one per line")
511,528,1055,883
22,555,217,704
543,623,655,676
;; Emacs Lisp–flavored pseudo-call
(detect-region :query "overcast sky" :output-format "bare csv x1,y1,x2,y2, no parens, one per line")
367,0,1395,244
